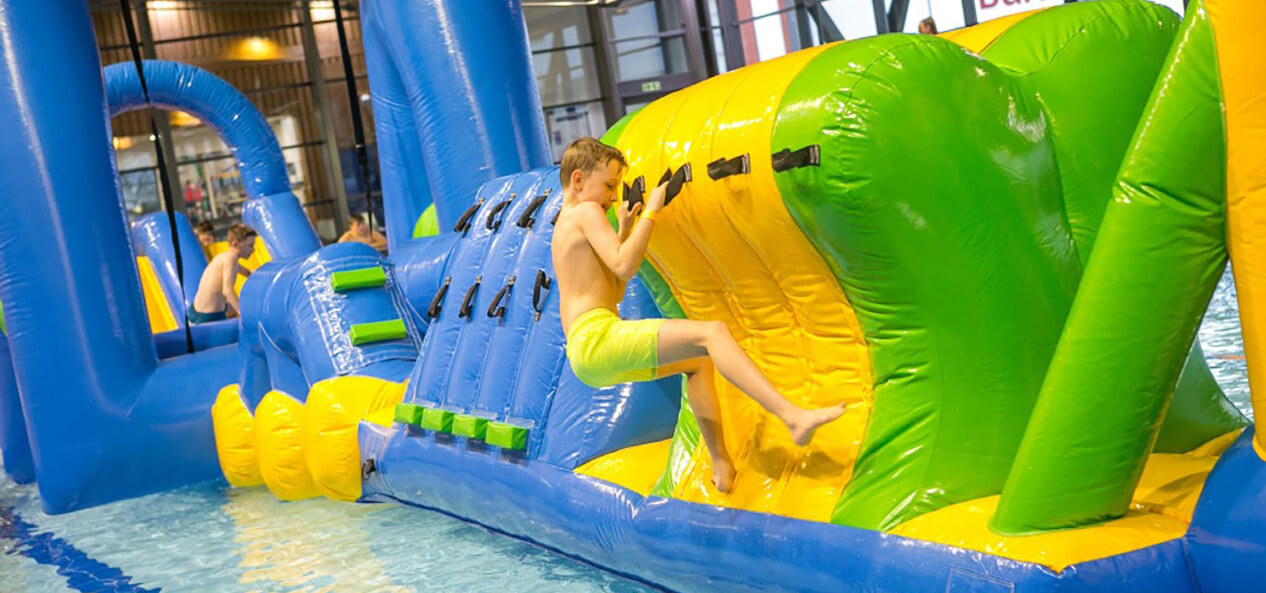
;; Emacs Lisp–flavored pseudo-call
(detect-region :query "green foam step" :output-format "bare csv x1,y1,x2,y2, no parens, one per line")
486,422,529,450
421,408,455,432
349,319,407,346
330,267,386,292
394,403,425,426
452,414,488,440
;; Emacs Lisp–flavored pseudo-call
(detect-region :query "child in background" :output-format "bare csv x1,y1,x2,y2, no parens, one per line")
189,223,256,324
339,213,388,251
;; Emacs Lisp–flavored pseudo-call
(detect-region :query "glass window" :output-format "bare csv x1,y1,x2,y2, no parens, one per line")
606,0,683,39
525,6,592,52
544,102,608,163
533,48,602,107
710,27,728,72
614,35,689,81
819,0,879,40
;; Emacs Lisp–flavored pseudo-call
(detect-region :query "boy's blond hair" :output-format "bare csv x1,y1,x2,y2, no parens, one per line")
226,222,256,245
560,138,626,186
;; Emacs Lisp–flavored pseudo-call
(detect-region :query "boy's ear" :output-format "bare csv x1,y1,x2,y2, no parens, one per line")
570,168,585,189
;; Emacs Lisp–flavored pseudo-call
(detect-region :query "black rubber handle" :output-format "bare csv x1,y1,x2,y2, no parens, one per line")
361,458,377,480
665,163,691,205
623,176,645,210
426,276,451,319
771,145,820,173
707,154,750,180
551,208,562,226
532,269,551,321
516,191,550,228
485,197,514,231
453,199,484,233
486,276,515,319
459,276,481,319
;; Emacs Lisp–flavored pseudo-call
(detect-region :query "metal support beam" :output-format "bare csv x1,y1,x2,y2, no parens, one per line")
678,0,710,81
587,6,624,120
887,0,911,33
962,0,979,26
300,0,350,237
133,0,185,216
714,0,746,71
870,0,888,34
791,0,816,50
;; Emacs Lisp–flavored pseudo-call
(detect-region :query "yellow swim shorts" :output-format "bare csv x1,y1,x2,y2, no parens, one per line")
566,307,666,388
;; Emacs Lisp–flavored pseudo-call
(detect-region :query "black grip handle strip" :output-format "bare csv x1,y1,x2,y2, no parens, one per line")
707,154,750,180
516,190,551,228
485,197,514,231
665,163,691,205
771,145,820,173
453,199,484,233
532,269,552,321
623,176,645,209
486,276,515,319
426,276,451,319
459,276,481,319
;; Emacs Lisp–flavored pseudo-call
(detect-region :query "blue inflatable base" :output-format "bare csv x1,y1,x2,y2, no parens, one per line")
359,423,1199,593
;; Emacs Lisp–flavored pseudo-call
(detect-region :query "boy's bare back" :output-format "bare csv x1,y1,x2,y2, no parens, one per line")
192,251,239,314
553,202,627,333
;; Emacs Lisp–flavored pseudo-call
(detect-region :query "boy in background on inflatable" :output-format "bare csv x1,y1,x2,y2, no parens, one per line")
190,222,256,324
339,213,387,251
194,220,215,259
551,138,846,493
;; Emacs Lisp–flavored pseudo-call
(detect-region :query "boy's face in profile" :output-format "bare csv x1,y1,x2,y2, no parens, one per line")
197,232,214,246
572,159,623,210
230,237,256,259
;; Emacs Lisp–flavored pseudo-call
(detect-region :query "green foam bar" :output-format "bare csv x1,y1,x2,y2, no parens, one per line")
452,414,488,440
421,408,454,433
349,319,407,346
394,403,425,426
486,422,528,450
331,267,386,292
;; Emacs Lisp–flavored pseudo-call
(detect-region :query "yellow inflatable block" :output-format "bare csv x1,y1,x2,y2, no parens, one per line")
136,256,178,334
613,44,873,521
304,376,406,502
254,390,321,501
1208,0,1266,457
576,439,672,497
211,384,264,488
890,494,1187,572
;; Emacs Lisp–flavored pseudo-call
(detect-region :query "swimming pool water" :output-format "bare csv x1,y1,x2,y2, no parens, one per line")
0,269,1252,592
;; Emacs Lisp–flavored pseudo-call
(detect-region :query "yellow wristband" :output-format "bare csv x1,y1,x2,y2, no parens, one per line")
640,209,659,222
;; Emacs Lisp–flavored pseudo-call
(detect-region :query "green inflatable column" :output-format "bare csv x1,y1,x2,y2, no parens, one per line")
991,2,1229,534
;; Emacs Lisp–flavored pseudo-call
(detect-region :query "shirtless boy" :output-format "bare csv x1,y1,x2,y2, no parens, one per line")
190,222,256,324
339,213,388,251
551,138,845,493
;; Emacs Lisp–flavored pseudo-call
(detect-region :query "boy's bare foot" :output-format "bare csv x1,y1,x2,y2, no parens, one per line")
786,403,847,447
710,455,736,493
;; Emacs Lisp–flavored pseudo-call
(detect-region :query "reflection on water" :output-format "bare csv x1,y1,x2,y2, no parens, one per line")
0,269,1253,592
0,478,655,592
1199,268,1252,419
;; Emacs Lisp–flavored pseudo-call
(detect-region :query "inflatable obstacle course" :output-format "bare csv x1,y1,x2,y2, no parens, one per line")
0,0,1263,592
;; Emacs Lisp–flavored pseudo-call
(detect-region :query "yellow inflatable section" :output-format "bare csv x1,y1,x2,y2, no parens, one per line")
255,390,321,501
304,377,405,501
611,46,873,522
889,430,1240,571
210,375,405,503
136,256,178,334
212,384,264,487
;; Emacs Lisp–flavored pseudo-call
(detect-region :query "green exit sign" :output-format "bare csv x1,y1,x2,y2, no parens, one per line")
641,80,662,93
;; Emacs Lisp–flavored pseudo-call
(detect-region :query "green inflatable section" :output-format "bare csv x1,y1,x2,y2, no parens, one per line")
411,203,440,238
980,0,1243,453
992,0,1232,534
774,33,1076,531
602,0,1242,532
